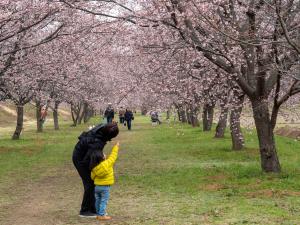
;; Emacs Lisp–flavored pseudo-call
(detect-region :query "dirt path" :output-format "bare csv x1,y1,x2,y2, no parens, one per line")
1,166,158,225
0,162,133,225
1,164,78,225
0,127,138,225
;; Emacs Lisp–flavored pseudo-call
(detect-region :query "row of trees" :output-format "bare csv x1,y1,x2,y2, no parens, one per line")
0,0,136,137
1,0,300,173
130,0,300,173
117,0,300,173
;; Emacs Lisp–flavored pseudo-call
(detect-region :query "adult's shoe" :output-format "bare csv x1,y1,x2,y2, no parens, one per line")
79,212,97,218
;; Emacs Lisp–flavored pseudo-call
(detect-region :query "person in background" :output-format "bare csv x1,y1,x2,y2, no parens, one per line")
124,109,134,130
150,111,161,125
118,107,125,124
40,106,47,125
104,103,114,123
72,123,119,218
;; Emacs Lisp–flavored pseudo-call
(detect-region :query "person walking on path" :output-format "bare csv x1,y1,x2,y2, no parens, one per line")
72,122,119,218
40,106,48,126
104,103,114,123
89,142,120,221
118,107,125,124
124,109,134,130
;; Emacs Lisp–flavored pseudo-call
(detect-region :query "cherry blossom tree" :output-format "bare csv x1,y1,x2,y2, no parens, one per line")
0,0,64,78
1,57,37,139
133,0,300,172
0,0,66,138
0,0,299,174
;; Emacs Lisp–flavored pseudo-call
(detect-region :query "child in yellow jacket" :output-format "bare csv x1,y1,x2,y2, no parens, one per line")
89,142,119,221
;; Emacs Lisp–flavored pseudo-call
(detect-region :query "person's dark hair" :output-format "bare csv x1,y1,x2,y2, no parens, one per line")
89,150,105,170
101,122,119,141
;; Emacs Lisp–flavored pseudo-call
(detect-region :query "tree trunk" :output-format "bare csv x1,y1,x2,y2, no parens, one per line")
71,110,77,126
71,104,81,127
99,108,103,116
141,105,147,115
178,106,187,123
203,104,214,131
36,101,43,133
83,108,90,123
12,105,24,140
78,102,87,125
177,108,181,121
230,94,244,150
53,101,59,130
191,107,200,127
215,105,228,138
186,108,192,124
252,100,281,173
166,109,170,120
83,105,94,123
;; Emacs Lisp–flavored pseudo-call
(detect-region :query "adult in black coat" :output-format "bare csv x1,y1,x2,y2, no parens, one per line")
72,122,119,217
124,109,134,130
104,104,115,123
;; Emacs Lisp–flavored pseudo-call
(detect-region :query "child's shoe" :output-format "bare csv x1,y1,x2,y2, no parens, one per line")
96,215,112,221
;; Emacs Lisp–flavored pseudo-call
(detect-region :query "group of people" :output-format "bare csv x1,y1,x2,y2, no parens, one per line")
72,104,135,221
72,122,120,221
72,105,163,221
104,104,134,130
72,103,133,221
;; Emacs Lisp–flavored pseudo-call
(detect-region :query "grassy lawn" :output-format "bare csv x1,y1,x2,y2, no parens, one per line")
0,115,300,224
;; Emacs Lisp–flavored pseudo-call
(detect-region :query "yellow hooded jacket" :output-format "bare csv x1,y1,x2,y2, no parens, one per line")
91,145,119,186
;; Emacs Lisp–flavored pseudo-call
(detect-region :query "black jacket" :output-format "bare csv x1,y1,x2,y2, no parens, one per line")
72,124,107,168
125,110,133,121
104,107,114,118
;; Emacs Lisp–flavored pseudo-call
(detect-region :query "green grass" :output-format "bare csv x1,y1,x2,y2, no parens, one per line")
1,115,300,224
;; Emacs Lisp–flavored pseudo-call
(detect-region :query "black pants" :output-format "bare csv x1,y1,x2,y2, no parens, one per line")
119,117,125,124
107,117,113,123
126,119,132,130
72,157,96,214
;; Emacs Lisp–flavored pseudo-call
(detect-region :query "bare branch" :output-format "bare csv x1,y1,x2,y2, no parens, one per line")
60,0,137,24
2,24,64,56
275,0,300,54
0,10,59,43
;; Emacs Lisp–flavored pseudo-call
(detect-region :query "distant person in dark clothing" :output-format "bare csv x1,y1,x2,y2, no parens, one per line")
118,107,125,124
104,103,114,123
124,109,134,130
72,122,119,218
150,111,161,124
